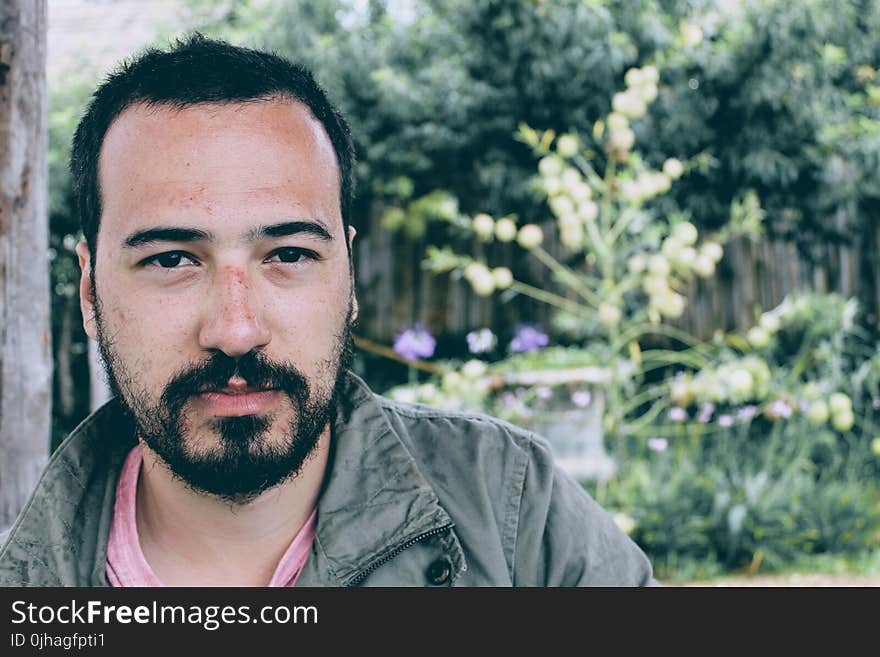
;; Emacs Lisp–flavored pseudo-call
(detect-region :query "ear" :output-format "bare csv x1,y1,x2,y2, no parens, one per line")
75,240,98,341
347,225,359,323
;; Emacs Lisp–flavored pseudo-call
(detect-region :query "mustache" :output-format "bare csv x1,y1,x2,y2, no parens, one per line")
161,350,309,412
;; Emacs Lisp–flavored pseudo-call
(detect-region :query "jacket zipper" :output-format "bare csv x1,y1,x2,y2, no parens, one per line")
346,523,454,587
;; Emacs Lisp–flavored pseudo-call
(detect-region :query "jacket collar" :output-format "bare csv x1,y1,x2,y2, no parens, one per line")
0,371,462,587
0,400,135,586
297,372,462,586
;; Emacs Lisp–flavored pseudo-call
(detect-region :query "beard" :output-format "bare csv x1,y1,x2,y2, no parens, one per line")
94,290,354,504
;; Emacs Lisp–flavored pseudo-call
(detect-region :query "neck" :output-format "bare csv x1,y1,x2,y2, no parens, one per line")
135,426,329,586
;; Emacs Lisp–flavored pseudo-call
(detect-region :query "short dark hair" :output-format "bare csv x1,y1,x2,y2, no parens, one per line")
71,33,356,264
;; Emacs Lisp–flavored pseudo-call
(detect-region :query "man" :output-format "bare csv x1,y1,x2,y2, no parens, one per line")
0,35,655,586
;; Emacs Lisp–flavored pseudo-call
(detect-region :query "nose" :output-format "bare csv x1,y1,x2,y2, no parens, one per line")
198,265,272,358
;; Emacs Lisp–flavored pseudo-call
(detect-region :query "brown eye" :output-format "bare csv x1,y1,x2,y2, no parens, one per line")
143,251,198,268
266,247,317,264
275,248,304,263
156,252,184,268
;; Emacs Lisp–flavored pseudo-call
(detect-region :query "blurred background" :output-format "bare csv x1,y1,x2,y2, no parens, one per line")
20,0,880,583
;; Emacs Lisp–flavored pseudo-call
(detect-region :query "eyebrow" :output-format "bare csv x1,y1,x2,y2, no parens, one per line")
246,220,333,242
122,220,333,249
123,227,213,248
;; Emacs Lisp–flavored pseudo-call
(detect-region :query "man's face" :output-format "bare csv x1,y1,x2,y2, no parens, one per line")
77,99,357,502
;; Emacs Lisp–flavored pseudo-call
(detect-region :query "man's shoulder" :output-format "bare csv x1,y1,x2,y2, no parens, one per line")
372,392,550,467
364,390,571,520
357,386,657,586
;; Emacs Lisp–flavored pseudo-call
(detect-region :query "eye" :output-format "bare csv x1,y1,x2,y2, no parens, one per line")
265,247,318,264
142,251,199,269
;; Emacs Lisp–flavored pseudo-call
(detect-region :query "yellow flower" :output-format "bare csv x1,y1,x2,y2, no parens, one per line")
681,22,703,47
492,267,513,289
641,66,659,84
598,302,622,328
675,246,697,268
747,326,770,349
517,224,544,249
556,134,579,158
638,83,658,103
538,155,564,177
627,254,647,274
728,369,754,401
806,400,829,426
648,254,671,276
692,254,715,278
673,221,698,246
607,112,629,132
578,200,599,222
624,67,644,88
655,290,685,319
442,371,463,391
472,213,494,240
462,359,488,379
829,393,852,416
831,409,855,433
701,241,723,264
464,262,495,296
663,157,685,179
608,126,635,152
612,91,646,120
495,218,518,242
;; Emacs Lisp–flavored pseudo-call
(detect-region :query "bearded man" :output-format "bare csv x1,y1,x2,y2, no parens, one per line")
0,35,655,587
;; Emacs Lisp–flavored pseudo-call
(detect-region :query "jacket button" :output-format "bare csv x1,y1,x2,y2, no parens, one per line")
426,557,452,585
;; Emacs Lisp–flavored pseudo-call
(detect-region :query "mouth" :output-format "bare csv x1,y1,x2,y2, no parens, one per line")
191,384,282,417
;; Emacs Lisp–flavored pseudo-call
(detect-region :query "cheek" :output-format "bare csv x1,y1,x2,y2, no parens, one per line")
100,289,200,376
265,287,350,354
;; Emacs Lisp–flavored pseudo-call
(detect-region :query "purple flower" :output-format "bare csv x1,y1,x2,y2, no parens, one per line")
668,407,688,422
873,398,880,410
466,328,497,354
510,325,549,353
536,386,553,400
767,399,793,420
393,322,436,361
736,405,758,422
647,437,668,452
697,403,715,424
571,390,592,408
500,392,517,409
718,414,734,427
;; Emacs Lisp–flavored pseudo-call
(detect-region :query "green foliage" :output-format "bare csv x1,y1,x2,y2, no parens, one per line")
595,292,880,575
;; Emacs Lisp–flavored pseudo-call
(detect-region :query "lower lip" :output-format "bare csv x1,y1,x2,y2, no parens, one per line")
193,390,282,417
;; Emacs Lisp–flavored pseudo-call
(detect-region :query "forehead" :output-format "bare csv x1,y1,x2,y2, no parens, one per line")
97,99,341,238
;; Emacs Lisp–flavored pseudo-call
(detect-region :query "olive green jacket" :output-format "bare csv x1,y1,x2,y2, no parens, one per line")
0,371,655,587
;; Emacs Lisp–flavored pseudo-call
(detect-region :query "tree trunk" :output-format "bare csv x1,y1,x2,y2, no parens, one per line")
0,0,50,532
56,291,75,418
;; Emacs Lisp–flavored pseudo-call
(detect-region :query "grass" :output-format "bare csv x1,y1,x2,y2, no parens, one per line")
658,550,880,586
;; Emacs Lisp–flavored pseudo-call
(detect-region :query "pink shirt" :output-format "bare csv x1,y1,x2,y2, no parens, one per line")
106,444,316,587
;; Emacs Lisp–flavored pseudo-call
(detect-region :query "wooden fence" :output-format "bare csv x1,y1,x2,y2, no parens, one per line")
352,206,880,348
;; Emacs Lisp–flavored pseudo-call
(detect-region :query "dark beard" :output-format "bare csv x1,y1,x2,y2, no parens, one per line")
94,292,354,504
